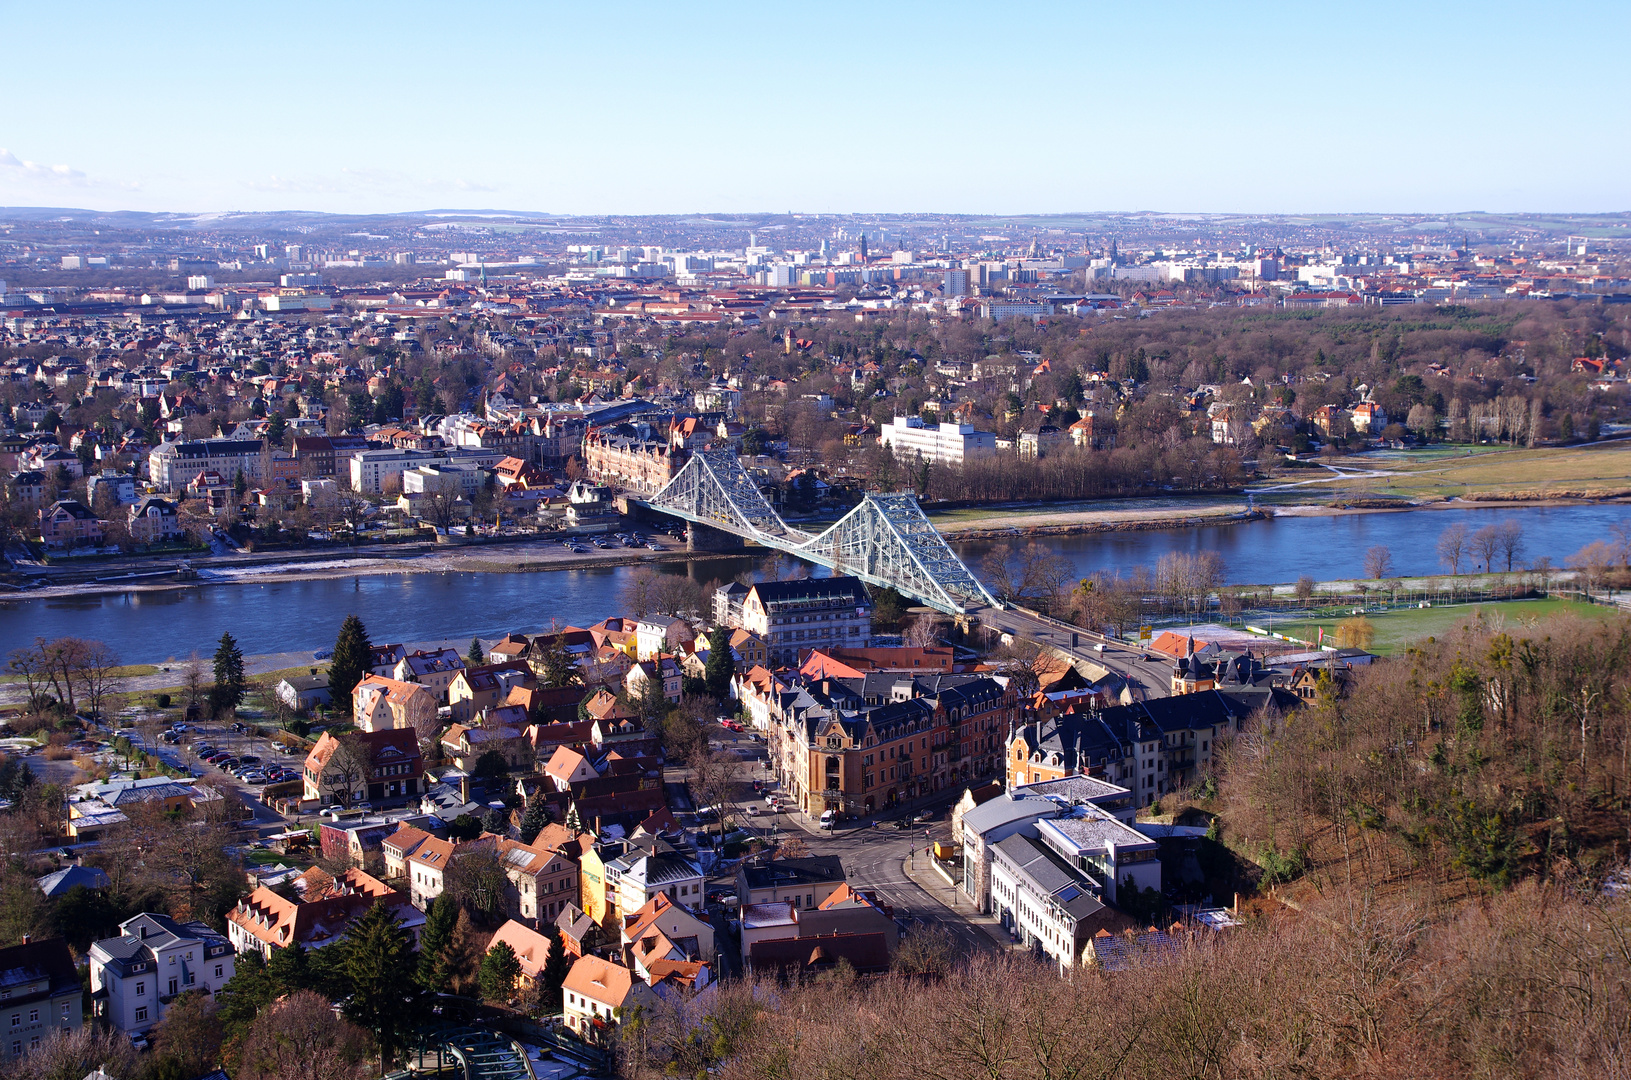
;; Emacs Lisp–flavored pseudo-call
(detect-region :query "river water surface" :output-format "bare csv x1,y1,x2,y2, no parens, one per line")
1,503,1621,665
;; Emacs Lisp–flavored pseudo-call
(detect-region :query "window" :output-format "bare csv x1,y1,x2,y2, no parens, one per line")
214,966,223,979
168,979,178,996
27,1010,36,1024
28,1036,38,1051
135,1007,148,1022
135,982,146,997
8,1015,15,1028
11,1041,19,1056
60,1004,69,1017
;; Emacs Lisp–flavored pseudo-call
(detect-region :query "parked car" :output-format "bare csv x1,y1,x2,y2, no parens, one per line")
238,755,262,765
820,809,837,828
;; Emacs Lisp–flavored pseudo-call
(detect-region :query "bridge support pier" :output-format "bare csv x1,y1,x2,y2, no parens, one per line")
687,522,747,553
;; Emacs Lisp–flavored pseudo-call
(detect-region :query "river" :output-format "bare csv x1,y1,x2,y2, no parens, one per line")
0,503,1621,665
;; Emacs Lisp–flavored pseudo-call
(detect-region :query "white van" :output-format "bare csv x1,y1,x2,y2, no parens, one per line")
820,809,837,828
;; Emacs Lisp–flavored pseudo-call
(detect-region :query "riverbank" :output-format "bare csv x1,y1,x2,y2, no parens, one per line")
2,541,748,603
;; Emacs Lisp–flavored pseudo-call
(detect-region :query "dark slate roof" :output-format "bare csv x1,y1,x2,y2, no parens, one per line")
0,937,80,1001
749,576,870,606
741,855,846,891
36,864,112,897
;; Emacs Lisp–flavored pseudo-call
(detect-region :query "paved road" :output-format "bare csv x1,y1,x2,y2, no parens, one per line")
806,817,998,956
983,606,1171,699
705,760,999,958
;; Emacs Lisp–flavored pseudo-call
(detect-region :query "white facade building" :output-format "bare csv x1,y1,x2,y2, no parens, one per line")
87,914,235,1036
878,416,997,466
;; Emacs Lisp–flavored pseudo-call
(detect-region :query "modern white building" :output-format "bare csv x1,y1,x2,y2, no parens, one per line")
348,446,502,494
87,914,235,1037
878,416,997,466
147,439,265,492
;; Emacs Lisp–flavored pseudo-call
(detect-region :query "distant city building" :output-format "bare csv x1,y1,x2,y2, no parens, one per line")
878,415,997,467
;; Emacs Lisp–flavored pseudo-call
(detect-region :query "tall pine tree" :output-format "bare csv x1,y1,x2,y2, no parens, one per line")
533,928,572,1017
209,631,246,717
329,614,372,711
519,799,551,844
468,637,485,666
704,626,734,700
341,900,421,1073
416,893,458,993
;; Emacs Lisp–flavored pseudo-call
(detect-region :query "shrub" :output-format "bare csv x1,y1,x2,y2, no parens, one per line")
155,693,171,708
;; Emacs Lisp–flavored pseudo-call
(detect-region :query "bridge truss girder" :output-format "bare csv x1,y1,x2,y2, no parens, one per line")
646,450,999,614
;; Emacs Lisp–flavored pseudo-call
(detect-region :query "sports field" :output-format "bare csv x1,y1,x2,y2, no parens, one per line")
1272,597,1621,655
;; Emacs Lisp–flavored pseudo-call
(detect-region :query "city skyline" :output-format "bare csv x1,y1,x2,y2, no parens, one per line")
2,0,1627,216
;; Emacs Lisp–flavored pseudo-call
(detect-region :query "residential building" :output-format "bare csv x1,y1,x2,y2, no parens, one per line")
733,576,872,666
746,932,890,978
126,496,183,544
634,616,694,661
0,937,81,1063
275,673,332,711
352,675,436,735
621,891,716,977
449,661,536,724
147,439,264,493
877,415,997,466
1006,693,1244,803
38,500,102,547
392,648,466,702
562,955,655,1044
580,425,681,494
487,920,558,991
604,840,705,925
88,914,235,1036
735,856,846,910
624,657,682,704
302,729,423,807
226,866,420,958
440,721,531,774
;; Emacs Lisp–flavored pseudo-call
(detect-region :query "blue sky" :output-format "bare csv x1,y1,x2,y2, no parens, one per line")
0,1,1625,215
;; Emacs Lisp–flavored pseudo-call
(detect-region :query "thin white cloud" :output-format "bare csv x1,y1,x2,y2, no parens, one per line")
0,148,87,183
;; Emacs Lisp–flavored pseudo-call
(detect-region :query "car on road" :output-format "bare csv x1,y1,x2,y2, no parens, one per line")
238,755,262,765
891,817,913,829
820,809,838,828
745,805,759,816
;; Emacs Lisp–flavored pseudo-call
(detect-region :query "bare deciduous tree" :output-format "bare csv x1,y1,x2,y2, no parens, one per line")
1437,521,1470,575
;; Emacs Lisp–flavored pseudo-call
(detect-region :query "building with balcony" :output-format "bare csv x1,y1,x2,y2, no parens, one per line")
88,914,235,1037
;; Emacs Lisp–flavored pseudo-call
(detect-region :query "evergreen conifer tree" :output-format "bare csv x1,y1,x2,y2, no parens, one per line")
478,940,521,1003
341,900,421,1072
416,893,458,993
329,615,372,710
533,929,572,1017
468,637,484,666
519,799,552,844
209,631,246,716
704,626,734,699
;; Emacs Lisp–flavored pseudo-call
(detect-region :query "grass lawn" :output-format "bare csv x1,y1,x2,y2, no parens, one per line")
1273,597,1622,655
1275,442,1631,502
